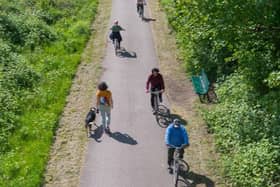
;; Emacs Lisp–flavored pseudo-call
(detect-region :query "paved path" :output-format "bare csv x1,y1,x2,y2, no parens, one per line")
80,0,173,186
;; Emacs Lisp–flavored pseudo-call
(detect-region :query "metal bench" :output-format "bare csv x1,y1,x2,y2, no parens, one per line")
191,70,218,103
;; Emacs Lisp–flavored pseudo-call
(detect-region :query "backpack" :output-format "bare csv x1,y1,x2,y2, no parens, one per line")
100,96,108,105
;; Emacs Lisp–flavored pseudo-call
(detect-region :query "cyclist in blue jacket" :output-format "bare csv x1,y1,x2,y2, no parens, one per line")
165,119,189,173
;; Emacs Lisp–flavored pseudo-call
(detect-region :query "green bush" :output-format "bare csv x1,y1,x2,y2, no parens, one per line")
224,140,279,187
160,0,280,186
0,0,98,186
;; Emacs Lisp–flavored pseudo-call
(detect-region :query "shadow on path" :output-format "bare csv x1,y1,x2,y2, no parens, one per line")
169,113,188,126
142,17,156,22
90,125,103,142
158,112,188,128
179,170,215,187
110,132,138,145
118,48,137,58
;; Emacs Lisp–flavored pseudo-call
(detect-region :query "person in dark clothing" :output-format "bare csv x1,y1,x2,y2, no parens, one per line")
109,20,125,46
146,68,165,110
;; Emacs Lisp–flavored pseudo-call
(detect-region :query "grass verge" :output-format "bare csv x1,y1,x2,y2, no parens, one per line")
0,0,100,186
44,0,112,186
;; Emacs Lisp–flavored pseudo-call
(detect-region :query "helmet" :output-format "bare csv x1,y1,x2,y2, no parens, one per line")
152,68,159,73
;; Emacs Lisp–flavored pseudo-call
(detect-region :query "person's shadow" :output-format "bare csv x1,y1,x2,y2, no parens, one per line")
142,17,156,22
159,113,188,127
90,125,104,142
110,132,138,145
118,48,137,58
179,170,215,187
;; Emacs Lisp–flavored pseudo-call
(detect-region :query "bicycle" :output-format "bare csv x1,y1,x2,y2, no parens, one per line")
114,38,120,55
148,89,171,128
171,146,190,187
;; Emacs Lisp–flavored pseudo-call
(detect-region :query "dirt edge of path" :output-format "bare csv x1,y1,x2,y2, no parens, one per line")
148,1,226,186
43,0,111,186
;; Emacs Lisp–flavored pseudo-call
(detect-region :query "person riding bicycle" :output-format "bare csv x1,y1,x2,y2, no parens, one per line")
146,68,165,111
136,0,146,16
109,20,125,47
165,119,189,174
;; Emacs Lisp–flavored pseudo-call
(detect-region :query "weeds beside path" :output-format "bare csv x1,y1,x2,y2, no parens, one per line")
43,0,111,186
148,1,225,186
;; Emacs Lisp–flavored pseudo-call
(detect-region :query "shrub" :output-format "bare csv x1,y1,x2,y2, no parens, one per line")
224,140,280,187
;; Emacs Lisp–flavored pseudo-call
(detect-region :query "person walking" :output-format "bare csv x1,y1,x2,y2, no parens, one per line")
96,81,113,134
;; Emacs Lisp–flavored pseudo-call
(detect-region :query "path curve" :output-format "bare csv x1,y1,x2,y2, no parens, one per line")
80,0,173,186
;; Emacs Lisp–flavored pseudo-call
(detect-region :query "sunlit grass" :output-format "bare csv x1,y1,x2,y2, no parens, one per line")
0,0,98,186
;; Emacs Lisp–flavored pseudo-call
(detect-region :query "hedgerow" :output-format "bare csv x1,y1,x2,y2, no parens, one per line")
0,0,98,186
160,0,280,186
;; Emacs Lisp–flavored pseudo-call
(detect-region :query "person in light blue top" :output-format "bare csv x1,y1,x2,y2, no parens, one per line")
165,118,189,173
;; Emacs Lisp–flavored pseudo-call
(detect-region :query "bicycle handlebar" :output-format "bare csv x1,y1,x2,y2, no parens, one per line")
167,144,187,149
146,90,163,94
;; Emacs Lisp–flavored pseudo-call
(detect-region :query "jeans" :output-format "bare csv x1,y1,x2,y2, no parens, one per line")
150,88,162,109
137,4,144,13
99,105,111,129
167,147,184,166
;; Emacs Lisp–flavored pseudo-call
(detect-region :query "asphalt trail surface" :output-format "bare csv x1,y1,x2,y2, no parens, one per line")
80,0,173,186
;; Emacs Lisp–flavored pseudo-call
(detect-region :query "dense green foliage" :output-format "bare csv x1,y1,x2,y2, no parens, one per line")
0,0,98,186
160,0,280,186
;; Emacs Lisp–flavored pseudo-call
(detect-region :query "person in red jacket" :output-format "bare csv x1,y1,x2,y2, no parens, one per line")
146,68,165,110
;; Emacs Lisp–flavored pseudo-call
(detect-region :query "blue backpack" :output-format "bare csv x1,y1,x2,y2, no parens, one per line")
100,96,107,105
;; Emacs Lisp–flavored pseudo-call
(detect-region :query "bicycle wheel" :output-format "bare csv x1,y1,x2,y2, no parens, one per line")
155,105,171,128
156,114,171,128
178,159,190,174
158,104,170,115
174,161,180,187
176,179,188,187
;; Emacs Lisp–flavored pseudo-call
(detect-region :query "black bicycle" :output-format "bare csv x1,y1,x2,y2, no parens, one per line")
149,90,171,128
171,146,190,187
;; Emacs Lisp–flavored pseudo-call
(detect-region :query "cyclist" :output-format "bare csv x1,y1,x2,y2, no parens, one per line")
136,0,146,17
146,68,165,111
165,119,189,174
96,81,114,134
109,20,125,47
